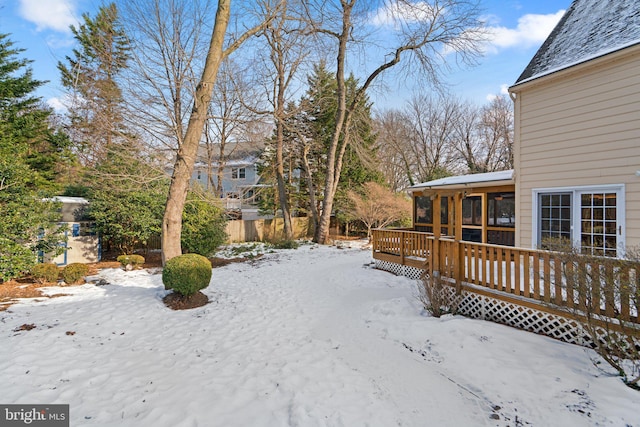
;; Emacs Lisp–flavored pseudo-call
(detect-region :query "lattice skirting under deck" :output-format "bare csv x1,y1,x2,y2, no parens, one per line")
375,260,601,348
374,260,425,281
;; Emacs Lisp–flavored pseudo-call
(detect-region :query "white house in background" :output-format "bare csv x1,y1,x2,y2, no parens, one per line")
508,0,640,257
191,142,271,220
45,196,100,265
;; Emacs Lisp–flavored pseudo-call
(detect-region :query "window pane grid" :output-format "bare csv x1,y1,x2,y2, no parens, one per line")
539,192,571,243
580,193,617,257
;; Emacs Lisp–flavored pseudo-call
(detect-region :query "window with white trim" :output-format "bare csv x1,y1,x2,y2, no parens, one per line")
231,167,246,180
533,185,624,257
539,192,572,242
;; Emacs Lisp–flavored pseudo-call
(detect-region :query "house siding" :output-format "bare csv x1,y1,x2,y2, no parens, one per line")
192,163,259,196
512,47,640,250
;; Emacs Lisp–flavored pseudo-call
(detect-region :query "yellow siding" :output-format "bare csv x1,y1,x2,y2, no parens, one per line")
512,48,640,250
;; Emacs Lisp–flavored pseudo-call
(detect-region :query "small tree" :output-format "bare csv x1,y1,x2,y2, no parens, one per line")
347,182,411,239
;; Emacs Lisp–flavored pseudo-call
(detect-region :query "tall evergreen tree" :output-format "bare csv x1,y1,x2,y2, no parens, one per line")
58,3,130,166
0,34,68,281
300,63,382,231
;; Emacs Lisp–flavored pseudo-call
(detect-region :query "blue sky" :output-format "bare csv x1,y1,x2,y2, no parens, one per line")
0,0,571,110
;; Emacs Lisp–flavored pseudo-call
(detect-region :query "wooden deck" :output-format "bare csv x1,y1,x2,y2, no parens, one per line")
372,229,640,326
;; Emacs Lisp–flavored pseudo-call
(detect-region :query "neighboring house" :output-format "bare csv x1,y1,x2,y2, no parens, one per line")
509,0,640,258
191,142,270,219
45,196,100,265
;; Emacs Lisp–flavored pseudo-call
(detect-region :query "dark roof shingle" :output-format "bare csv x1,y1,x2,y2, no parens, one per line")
514,0,640,84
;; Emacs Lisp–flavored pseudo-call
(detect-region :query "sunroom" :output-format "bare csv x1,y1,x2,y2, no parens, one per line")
409,169,515,246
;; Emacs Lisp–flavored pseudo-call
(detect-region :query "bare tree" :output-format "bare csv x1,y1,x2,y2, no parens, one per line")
453,94,513,173
303,0,486,243
404,93,461,182
204,58,264,197
121,0,212,156
122,0,278,263
258,0,311,239
478,94,513,171
374,109,416,191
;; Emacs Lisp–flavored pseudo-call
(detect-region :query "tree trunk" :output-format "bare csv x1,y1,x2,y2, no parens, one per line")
313,2,352,244
161,0,230,264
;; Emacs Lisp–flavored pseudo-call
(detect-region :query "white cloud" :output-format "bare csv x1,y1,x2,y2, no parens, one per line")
18,0,78,33
47,97,67,113
484,10,565,53
485,84,511,102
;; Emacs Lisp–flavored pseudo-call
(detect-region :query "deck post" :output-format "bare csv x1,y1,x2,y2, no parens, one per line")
432,194,441,276
455,192,464,291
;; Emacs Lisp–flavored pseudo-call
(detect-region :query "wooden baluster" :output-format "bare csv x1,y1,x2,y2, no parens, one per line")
603,261,615,318
543,252,551,303
496,247,504,291
565,260,575,309
505,248,512,293
554,254,563,305
514,251,521,295
533,252,540,300
489,245,496,289
591,261,602,315
523,251,530,297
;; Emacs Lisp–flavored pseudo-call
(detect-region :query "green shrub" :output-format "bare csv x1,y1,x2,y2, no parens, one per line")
30,263,59,284
162,254,212,297
117,254,145,269
62,263,89,285
272,240,299,250
182,196,228,257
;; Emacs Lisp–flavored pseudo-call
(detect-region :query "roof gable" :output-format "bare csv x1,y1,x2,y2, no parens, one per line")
515,0,640,84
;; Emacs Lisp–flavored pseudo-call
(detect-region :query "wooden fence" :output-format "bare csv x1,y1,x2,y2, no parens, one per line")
226,217,311,243
372,229,640,325
144,218,312,250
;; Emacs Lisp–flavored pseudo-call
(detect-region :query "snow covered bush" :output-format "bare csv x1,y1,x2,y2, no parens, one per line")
162,254,212,297
62,263,89,285
30,263,59,284
117,254,145,270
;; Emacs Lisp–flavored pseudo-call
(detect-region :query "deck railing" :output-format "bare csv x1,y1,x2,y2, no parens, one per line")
372,229,640,324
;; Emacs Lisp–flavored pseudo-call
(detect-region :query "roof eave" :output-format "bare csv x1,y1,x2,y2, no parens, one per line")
409,179,515,193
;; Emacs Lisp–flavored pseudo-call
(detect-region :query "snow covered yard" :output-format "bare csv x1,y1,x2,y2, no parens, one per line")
1,242,638,426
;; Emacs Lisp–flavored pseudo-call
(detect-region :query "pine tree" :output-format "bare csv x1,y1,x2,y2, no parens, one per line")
58,3,130,166
300,63,382,232
0,34,68,281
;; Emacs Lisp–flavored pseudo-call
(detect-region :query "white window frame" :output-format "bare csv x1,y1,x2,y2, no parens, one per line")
532,184,625,257
231,167,246,180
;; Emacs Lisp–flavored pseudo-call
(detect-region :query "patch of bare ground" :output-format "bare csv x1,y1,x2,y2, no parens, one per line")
163,291,209,310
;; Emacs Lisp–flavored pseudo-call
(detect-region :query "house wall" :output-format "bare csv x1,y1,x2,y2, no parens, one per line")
192,163,259,196
512,45,640,250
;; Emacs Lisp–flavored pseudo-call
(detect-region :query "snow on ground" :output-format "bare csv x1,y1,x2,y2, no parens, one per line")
1,242,639,426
